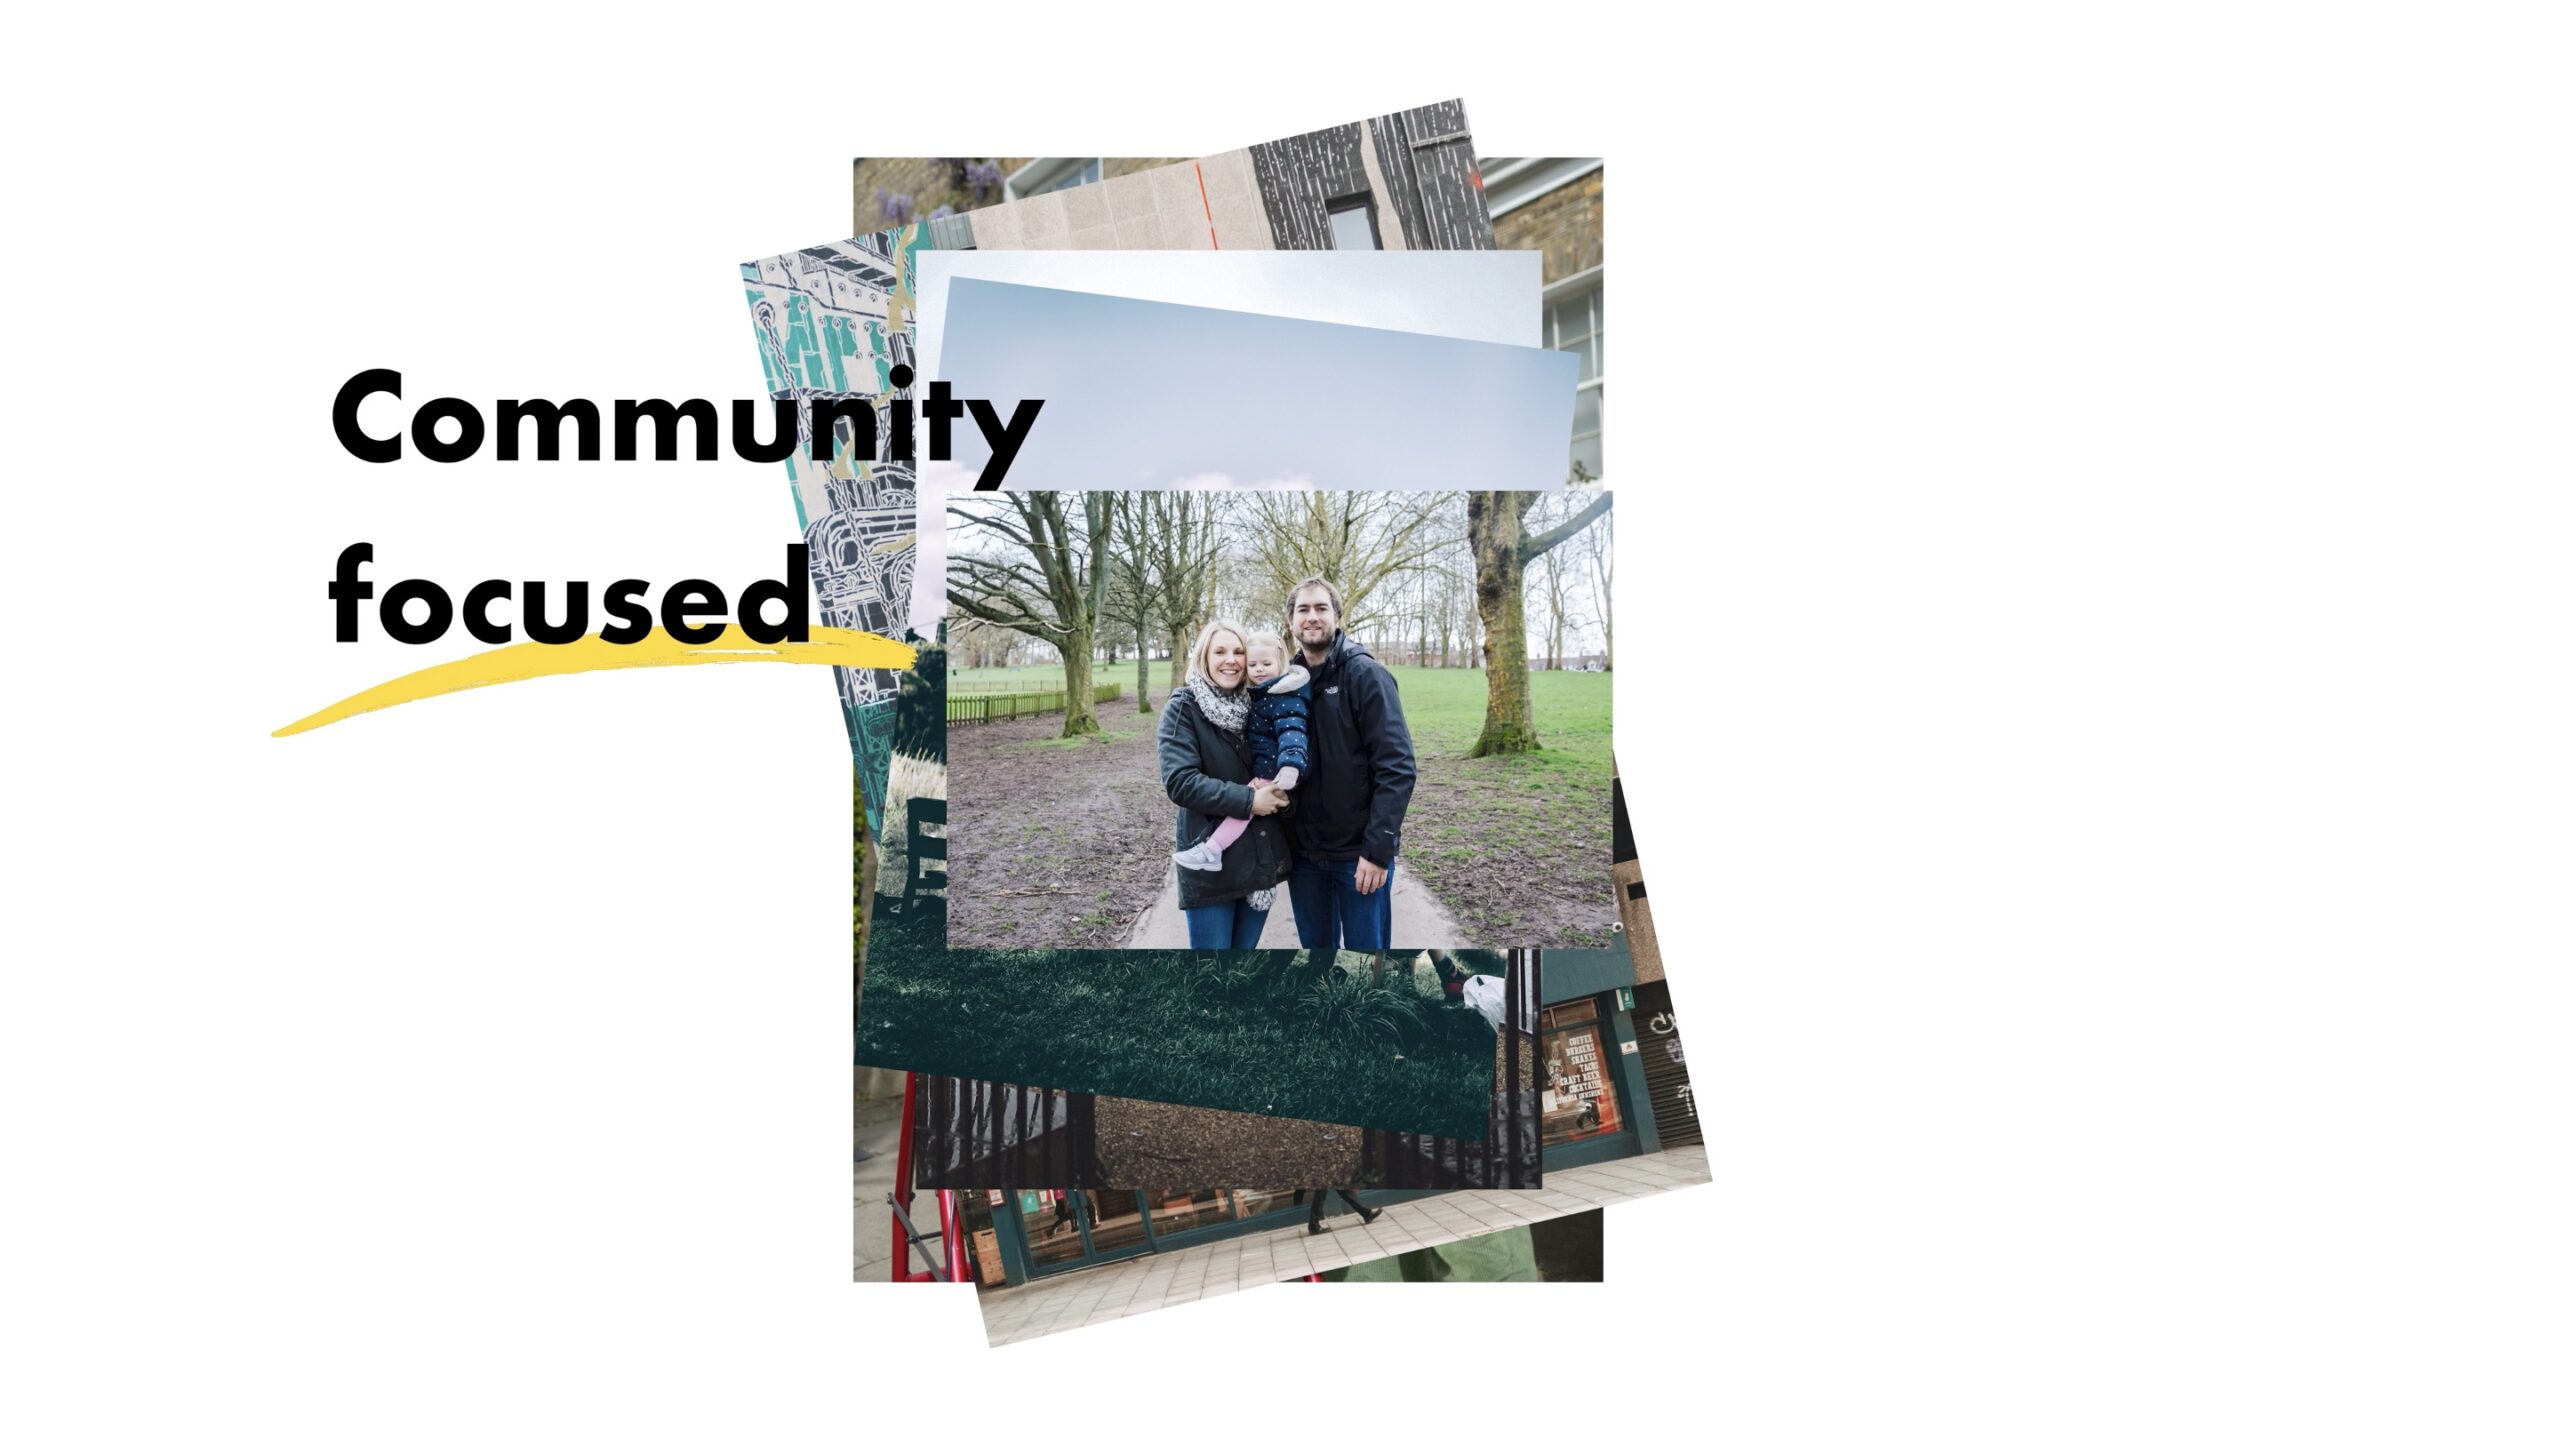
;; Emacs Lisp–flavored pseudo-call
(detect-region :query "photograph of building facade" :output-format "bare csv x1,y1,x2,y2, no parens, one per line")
1483,157,1604,484
940,940,1700,1291
850,103,1490,254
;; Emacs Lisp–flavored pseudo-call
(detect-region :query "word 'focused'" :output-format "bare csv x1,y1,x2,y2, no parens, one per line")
330,543,810,645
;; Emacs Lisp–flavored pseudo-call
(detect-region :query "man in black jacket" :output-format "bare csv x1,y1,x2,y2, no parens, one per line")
1281,577,1417,948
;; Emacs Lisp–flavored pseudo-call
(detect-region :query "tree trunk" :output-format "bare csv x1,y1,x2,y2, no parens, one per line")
1059,627,1102,738
1466,490,1613,754
1134,616,1153,714
1467,493,1538,755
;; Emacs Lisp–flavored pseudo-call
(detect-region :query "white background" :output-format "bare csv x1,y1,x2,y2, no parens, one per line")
5,5,2557,1432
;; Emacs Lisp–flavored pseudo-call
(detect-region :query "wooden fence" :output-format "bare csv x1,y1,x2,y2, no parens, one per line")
949,678,1074,694
947,683,1122,726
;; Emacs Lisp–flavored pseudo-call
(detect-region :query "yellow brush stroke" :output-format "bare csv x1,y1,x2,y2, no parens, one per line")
273,625,916,737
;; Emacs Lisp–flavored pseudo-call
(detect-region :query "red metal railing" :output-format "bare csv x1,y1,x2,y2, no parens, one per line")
888,1072,973,1283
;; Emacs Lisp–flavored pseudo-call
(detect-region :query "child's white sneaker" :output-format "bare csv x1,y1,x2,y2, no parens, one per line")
1173,841,1223,872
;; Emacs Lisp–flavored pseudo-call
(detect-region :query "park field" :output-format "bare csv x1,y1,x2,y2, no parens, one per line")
947,658,1609,762
947,660,1178,698
944,659,1616,948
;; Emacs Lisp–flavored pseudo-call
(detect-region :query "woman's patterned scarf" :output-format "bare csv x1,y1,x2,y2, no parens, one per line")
1184,672,1250,734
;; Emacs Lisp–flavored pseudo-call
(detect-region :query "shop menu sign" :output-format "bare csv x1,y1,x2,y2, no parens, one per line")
1541,999,1624,1139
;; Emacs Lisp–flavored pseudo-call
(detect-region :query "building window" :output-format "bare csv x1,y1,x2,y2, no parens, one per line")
1327,193,1381,250
1547,280,1603,480
1143,1189,1236,1239
1539,998,1625,1146
1227,1188,1303,1220
958,1190,1005,1285
1006,157,1102,199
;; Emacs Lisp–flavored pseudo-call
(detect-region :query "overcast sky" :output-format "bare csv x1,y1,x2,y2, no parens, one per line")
931,278,1578,490
916,250,1542,374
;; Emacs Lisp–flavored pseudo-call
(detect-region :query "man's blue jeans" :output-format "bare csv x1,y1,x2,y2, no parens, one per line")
1287,857,1394,950
1184,895,1270,950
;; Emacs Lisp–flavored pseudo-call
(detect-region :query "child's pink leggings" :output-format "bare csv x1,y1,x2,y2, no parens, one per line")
1204,778,1271,852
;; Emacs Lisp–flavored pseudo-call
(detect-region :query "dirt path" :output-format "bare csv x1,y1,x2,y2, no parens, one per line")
944,693,1171,948
1118,858,1467,948
946,689,1573,950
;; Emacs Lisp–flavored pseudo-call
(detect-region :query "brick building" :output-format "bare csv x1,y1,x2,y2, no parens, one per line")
1483,158,1605,482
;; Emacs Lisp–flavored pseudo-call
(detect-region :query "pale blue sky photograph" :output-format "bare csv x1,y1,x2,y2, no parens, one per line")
933,278,1579,490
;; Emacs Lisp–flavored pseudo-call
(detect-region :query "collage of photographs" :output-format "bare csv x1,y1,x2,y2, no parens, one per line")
35,13,2546,1427
738,102,1708,1345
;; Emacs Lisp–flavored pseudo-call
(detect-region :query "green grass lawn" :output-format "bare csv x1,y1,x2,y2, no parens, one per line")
949,660,1177,699
1391,670,1616,946
952,662,1610,759
1393,667,1613,765
855,950,1503,1138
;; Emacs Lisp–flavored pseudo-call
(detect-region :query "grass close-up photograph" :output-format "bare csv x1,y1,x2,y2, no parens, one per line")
939,488,1617,954
854,949,1513,1139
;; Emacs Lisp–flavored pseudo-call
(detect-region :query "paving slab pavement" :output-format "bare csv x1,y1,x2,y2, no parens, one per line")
977,1145,1712,1344
1117,859,1466,948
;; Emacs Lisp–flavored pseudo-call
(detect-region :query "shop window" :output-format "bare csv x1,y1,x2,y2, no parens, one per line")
1083,1188,1151,1253
1539,998,1625,1146
1019,1189,1085,1269
959,1190,1005,1286
1229,1188,1308,1220
1143,1189,1236,1239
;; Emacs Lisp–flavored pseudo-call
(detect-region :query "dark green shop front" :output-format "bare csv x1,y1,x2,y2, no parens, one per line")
959,949,1680,1288
1534,949,1668,1168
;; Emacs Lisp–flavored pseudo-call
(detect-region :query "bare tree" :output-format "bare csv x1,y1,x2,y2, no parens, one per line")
1466,490,1614,754
1234,491,1456,637
1104,492,1217,713
944,493,1120,737
1122,491,1219,699
1531,492,1579,670
1431,554,1464,668
1580,504,1614,671
950,619,1036,670
1102,511,1160,714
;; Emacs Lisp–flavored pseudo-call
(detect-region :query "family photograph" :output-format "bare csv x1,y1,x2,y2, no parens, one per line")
939,488,1617,951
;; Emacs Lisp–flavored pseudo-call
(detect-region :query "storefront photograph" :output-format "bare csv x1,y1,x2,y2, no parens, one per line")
922,946,1706,1343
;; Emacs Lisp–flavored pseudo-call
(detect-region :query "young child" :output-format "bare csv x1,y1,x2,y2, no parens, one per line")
1173,632,1310,873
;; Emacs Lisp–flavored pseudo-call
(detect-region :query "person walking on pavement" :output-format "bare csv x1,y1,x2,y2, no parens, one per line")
1303,1187,1379,1235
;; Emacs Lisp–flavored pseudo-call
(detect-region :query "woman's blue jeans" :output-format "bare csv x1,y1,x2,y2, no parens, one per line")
1183,896,1270,950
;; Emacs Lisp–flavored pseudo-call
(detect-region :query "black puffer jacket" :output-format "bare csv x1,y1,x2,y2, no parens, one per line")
1157,685,1292,909
1286,636,1417,867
